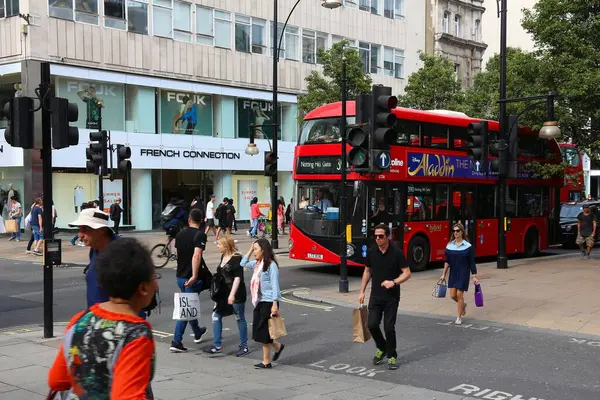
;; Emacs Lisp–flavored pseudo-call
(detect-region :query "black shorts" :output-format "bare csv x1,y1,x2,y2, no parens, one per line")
206,218,215,227
252,301,274,344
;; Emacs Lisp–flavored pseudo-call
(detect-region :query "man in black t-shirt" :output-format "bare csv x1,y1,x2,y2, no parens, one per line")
358,224,412,370
170,208,209,353
577,204,597,259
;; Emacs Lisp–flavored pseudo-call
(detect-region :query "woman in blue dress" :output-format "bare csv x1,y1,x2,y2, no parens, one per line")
440,223,479,325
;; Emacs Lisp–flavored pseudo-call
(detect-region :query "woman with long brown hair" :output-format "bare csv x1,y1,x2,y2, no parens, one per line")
241,239,284,369
440,223,479,325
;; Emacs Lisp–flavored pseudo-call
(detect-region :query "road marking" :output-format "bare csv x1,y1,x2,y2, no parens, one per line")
569,337,600,347
448,384,545,399
437,321,503,333
280,288,335,311
153,330,174,338
309,359,384,377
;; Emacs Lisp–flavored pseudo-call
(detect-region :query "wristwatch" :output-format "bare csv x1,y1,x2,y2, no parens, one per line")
393,280,398,287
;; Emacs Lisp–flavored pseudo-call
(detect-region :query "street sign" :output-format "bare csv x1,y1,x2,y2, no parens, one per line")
375,151,391,169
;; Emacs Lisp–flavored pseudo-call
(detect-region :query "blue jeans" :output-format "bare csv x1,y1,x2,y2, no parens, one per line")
212,302,248,348
10,217,21,240
173,278,205,345
250,218,258,236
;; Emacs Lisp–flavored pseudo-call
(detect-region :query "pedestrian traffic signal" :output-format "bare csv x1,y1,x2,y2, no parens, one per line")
87,130,107,174
371,85,398,151
117,144,132,173
346,125,370,171
3,97,34,149
264,151,277,177
466,121,489,172
51,97,79,149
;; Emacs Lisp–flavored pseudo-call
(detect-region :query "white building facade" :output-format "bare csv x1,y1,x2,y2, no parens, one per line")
0,0,426,229
427,0,487,87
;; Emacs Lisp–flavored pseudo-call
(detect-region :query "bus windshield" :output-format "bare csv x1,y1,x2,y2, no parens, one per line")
299,117,355,144
561,146,581,167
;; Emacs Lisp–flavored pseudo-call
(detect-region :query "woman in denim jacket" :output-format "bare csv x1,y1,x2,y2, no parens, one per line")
241,239,285,369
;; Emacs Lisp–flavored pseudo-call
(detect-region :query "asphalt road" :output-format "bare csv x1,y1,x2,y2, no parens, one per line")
1,250,598,400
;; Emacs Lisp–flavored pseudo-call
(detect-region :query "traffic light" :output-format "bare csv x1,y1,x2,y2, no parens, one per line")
264,151,277,177
466,121,489,168
371,85,398,151
51,97,79,149
117,144,132,173
86,130,107,174
346,125,370,171
3,97,34,149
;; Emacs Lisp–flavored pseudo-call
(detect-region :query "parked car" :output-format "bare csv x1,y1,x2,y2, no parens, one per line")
560,200,600,247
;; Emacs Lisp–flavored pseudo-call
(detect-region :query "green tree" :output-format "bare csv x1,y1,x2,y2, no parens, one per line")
297,41,372,117
522,0,600,151
397,52,463,110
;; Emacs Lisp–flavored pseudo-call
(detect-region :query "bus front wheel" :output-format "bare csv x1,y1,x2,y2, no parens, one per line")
524,228,539,258
408,236,430,272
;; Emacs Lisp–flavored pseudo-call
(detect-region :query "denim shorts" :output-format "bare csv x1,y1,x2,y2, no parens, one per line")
32,226,44,241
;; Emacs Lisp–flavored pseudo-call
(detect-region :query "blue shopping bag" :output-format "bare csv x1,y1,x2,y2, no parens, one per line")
433,279,447,298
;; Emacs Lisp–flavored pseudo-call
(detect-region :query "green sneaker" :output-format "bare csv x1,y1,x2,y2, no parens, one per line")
373,349,385,365
388,356,398,370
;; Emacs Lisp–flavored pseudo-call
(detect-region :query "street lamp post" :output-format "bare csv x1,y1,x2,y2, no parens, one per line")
269,0,341,249
497,0,509,269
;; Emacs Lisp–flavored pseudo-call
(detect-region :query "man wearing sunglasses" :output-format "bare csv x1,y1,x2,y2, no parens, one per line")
358,224,412,370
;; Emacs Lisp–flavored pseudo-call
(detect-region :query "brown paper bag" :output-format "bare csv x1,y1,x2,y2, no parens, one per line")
352,306,371,343
269,316,287,339
4,219,17,234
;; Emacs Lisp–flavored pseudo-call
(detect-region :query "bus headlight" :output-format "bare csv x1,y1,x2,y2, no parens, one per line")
346,244,355,257
288,239,294,251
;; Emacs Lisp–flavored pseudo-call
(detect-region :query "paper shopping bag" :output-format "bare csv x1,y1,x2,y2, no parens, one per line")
269,316,287,339
352,305,371,343
172,292,201,321
4,219,17,234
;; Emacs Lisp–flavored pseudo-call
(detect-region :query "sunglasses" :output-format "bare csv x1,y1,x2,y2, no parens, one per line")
453,229,461,233
374,234,387,239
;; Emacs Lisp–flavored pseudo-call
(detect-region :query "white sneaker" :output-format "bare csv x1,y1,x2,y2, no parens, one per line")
455,317,463,325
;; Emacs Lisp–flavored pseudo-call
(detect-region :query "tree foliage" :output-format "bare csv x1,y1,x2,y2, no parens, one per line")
297,41,372,118
397,52,464,110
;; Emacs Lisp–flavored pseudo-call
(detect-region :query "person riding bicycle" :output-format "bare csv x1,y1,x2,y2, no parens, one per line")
162,198,189,259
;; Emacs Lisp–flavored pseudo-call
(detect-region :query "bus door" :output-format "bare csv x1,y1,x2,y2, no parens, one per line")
450,185,476,246
474,185,498,257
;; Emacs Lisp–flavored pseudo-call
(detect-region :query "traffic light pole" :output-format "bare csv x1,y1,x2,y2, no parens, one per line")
271,0,279,250
97,106,104,211
40,62,54,338
339,57,349,294
497,0,508,269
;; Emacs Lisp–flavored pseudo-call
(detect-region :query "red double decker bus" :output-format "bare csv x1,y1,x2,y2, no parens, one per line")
289,102,563,271
559,143,585,202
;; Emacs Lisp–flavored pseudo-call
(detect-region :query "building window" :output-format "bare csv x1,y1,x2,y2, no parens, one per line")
359,0,380,14
359,42,370,74
302,29,316,64
344,0,357,8
252,18,266,54
127,0,147,34
0,0,18,18
454,63,460,82
285,26,299,60
316,32,327,64
152,0,172,38
442,11,450,33
196,6,213,45
173,1,191,42
49,0,75,20
270,22,285,58
235,14,251,52
384,0,393,18
384,47,404,79
370,44,380,74
454,14,461,37
104,0,126,30
394,0,403,17
473,19,481,41
214,10,231,49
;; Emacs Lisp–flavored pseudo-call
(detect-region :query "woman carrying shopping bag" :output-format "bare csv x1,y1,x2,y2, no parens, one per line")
439,222,479,325
204,236,250,357
241,239,285,369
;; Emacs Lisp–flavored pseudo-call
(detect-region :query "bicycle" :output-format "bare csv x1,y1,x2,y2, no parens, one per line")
151,235,176,269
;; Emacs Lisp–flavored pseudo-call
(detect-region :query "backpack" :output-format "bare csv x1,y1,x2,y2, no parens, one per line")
24,212,32,229
214,204,224,220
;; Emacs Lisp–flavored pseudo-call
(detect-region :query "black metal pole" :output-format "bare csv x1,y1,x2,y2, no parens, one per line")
40,62,54,338
271,0,279,249
98,106,104,211
547,95,561,245
497,0,508,269
339,57,349,293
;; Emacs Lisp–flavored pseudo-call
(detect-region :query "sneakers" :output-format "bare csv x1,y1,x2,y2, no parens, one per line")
169,341,188,353
203,346,223,354
388,357,398,370
455,317,463,325
581,251,587,259
236,345,250,357
373,349,385,365
194,327,208,343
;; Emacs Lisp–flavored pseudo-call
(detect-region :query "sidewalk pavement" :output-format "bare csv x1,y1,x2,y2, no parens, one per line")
0,229,295,268
294,253,600,337
0,326,474,400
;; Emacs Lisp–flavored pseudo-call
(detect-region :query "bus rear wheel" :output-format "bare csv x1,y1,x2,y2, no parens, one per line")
524,228,539,258
408,236,430,272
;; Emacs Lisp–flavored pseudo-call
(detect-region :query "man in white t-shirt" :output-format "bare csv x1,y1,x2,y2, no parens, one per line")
205,195,217,237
